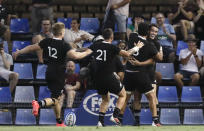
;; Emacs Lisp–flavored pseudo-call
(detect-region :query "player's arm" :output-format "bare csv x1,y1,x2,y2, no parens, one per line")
154,46,163,61
119,41,144,57
12,44,41,60
67,48,92,60
128,57,154,66
111,0,131,9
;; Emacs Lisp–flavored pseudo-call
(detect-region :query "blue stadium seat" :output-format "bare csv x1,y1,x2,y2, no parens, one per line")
158,86,178,103
140,109,152,125
10,18,29,33
181,86,202,103
80,18,100,34
112,40,118,45
3,41,8,53
0,86,12,103
12,41,31,53
15,109,36,125
127,17,132,26
200,40,204,54
156,63,175,80
82,41,92,48
0,111,12,124
183,109,204,125
38,86,51,101
141,94,148,103
160,108,181,125
75,63,80,74
176,41,188,55
57,18,72,29
14,86,35,103
39,109,56,125
13,63,33,79
36,64,47,80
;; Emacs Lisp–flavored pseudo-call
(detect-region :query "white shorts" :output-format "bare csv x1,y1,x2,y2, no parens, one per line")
0,67,13,81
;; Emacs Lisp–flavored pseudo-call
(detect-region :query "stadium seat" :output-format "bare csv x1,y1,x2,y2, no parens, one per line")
82,41,92,48
181,86,202,103
3,41,8,53
158,86,178,103
57,18,72,29
140,109,152,125
15,109,36,125
200,40,204,54
0,86,12,103
12,41,31,53
75,63,80,74
141,94,148,103
160,108,181,125
176,41,188,56
183,109,204,124
80,18,100,34
0,111,12,124
13,63,33,79
112,40,118,45
36,64,47,80
38,86,51,101
39,109,56,125
156,63,175,80
14,86,35,103
10,18,29,33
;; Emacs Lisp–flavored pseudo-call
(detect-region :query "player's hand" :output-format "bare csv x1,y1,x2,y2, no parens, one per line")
12,49,20,60
128,57,141,66
135,41,144,48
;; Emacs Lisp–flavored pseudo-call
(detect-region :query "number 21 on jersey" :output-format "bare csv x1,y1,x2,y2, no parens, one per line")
48,46,58,59
96,49,106,61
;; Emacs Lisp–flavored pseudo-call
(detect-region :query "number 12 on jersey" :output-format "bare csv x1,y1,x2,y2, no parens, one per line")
48,46,58,59
96,49,107,61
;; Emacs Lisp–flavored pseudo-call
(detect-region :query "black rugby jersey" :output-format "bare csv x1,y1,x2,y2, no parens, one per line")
127,33,158,71
39,38,72,65
89,41,120,75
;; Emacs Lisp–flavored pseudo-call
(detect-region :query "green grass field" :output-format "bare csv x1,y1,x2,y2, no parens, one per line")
1,126,204,131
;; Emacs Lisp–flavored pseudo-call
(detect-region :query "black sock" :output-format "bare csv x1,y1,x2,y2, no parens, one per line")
153,116,159,124
38,100,46,107
56,118,63,124
99,112,105,123
156,105,160,117
113,107,120,118
133,109,141,125
118,114,123,124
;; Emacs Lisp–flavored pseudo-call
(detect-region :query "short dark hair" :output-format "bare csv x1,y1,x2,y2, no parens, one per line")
72,18,80,24
149,23,159,30
138,22,149,36
102,28,113,40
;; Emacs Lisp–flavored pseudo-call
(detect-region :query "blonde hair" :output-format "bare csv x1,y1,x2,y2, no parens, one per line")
52,22,65,36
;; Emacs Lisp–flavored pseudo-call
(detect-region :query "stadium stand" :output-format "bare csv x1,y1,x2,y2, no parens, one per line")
39,109,56,125
13,63,33,80
200,40,204,54
36,64,47,80
57,18,72,29
176,41,188,56
0,111,13,125
38,86,51,101
181,86,202,103
14,86,35,103
12,41,31,53
3,41,8,53
10,18,29,33
140,109,152,125
158,86,178,103
15,109,36,125
183,109,204,125
156,63,175,80
82,41,93,48
80,18,100,34
0,86,12,103
160,108,181,125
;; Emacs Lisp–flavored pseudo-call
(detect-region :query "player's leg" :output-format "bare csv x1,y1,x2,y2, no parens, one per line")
133,91,142,126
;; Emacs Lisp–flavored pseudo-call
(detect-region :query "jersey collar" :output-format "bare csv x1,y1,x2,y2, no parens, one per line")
53,37,62,40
